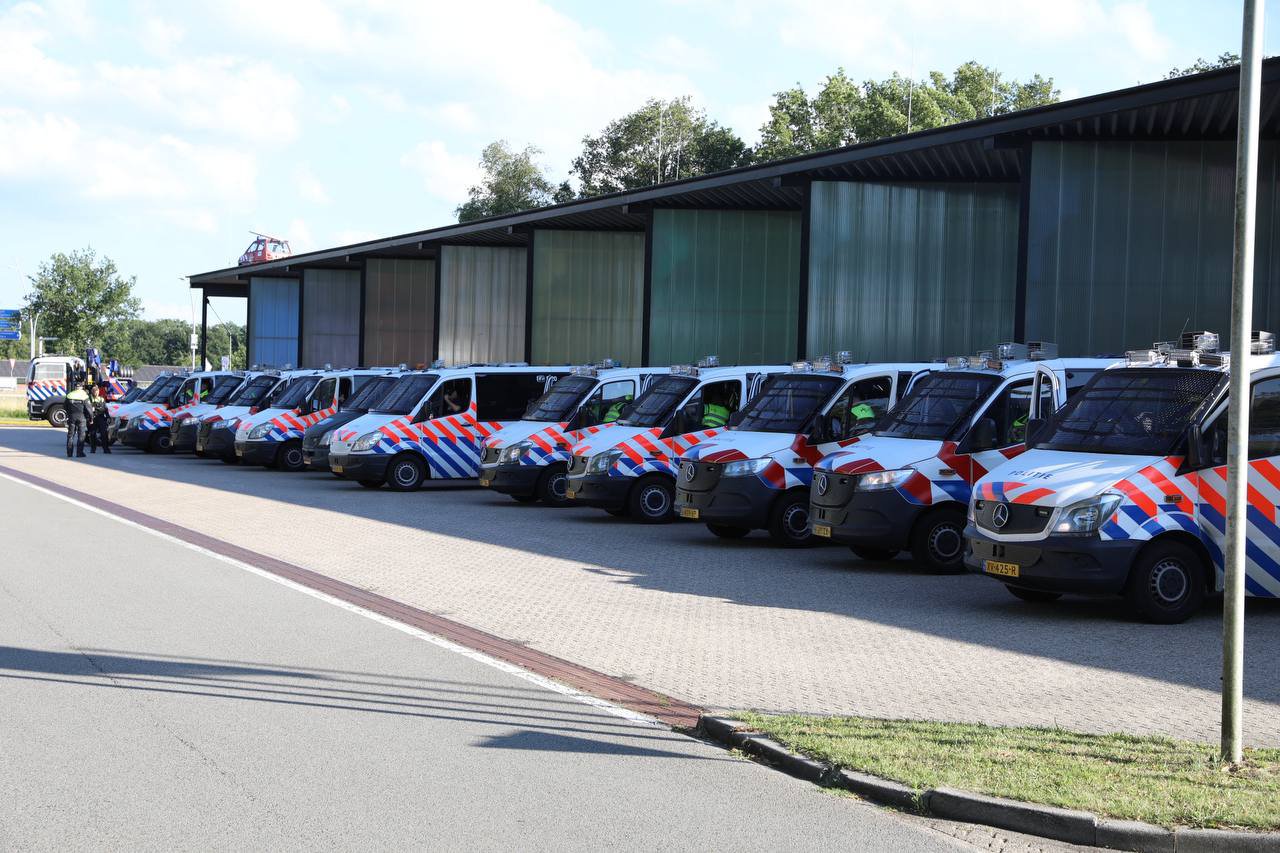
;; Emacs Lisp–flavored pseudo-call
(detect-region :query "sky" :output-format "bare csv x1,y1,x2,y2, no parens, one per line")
0,0,1276,326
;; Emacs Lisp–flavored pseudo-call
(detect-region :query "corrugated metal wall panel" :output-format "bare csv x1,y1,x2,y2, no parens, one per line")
649,209,800,365
248,276,299,368
531,230,644,365
301,269,360,367
1026,140,1280,353
807,181,1019,361
364,258,435,367
438,246,526,364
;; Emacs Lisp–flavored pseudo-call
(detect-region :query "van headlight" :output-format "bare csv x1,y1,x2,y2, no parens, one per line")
351,431,381,453
319,430,334,446
248,423,273,440
1053,494,1122,536
500,441,533,463
853,469,914,491
722,458,771,477
587,449,623,473
215,418,236,430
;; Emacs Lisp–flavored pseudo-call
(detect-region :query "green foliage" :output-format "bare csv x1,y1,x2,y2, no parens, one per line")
571,97,750,196
456,141,559,222
755,62,1061,162
23,249,142,354
1166,52,1240,78
97,317,246,368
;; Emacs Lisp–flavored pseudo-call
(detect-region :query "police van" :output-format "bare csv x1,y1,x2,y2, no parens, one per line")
674,356,933,545
478,363,664,505
26,355,85,426
234,368,393,471
112,372,184,442
808,343,1121,571
120,370,240,453
301,371,407,472
195,369,313,462
965,332,1280,624
565,360,790,523
169,372,252,452
326,365,571,490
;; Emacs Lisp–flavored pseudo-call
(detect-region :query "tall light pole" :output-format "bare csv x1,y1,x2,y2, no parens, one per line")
1222,0,1264,766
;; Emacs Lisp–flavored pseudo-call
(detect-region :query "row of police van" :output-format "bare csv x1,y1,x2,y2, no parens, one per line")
93,330,1280,625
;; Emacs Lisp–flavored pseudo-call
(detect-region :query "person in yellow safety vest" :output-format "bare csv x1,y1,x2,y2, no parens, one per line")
701,392,732,429
603,395,632,423
65,384,91,458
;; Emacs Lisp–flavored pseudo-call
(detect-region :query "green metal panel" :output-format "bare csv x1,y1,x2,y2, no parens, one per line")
364,258,435,367
438,246,526,365
807,181,1019,361
531,230,644,365
649,209,800,366
1026,140,1280,353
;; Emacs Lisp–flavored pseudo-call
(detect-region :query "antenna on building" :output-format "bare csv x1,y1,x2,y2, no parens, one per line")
906,48,916,133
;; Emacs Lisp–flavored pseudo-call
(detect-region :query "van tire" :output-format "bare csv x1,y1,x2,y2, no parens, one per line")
628,474,675,523
1125,540,1206,624
46,405,68,428
707,523,750,539
277,440,305,472
536,465,570,507
147,430,171,454
909,506,967,573
385,454,426,491
768,491,813,547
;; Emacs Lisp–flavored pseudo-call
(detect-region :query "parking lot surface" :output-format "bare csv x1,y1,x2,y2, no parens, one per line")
2,426,1278,746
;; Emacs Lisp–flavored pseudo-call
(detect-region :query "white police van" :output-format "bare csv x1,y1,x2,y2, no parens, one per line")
194,369,311,462
966,331,1280,623
674,356,933,545
121,371,240,453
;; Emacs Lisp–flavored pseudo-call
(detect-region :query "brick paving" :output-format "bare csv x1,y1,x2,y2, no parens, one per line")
3,426,1278,746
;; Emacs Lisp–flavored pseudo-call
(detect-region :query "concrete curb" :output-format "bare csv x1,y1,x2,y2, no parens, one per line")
696,716,1280,852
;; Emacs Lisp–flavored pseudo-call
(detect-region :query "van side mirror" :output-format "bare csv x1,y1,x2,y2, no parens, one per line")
1185,423,1204,470
968,417,997,450
1024,418,1045,448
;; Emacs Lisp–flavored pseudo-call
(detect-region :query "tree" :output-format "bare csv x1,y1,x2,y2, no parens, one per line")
1166,52,1240,78
204,321,247,370
755,62,1061,162
24,249,141,356
456,141,559,222
570,97,751,197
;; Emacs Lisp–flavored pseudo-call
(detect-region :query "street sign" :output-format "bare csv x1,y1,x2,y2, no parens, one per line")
221,355,230,371
0,309,19,341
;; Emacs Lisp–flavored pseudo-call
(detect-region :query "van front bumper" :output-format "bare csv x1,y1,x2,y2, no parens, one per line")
565,472,629,509
303,446,331,471
481,462,542,496
121,423,161,449
675,477,777,529
327,452,390,481
171,419,200,452
809,483,916,550
964,526,1138,595
199,426,236,458
235,439,279,467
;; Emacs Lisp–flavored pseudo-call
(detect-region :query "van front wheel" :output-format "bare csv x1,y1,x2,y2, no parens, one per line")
1125,540,1206,624
385,454,426,491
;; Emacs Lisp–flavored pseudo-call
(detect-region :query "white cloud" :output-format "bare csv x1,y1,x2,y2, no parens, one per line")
142,298,198,322
334,228,380,246
140,16,185,57
286,218,315,253
295,165,331,205
0,3,83,99
0,109,80,176
400,140,483,204
645,35,713,71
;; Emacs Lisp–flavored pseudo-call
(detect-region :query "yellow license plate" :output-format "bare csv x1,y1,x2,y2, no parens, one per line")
984,560,1020,578
565,489,576,499
812,524,832,538
235,448,243,457
679,506,700,519
479,477,490,487
331,464,343,473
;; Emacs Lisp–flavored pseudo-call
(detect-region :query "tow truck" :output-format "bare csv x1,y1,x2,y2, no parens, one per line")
965,331,1280,623
808,343,1121,571
564,359,790,523
195,369,311,462
478,363,664,505
233,368,394,471
326,364,570,490
120,371,240,453
301,371,406,472
674,356,933,545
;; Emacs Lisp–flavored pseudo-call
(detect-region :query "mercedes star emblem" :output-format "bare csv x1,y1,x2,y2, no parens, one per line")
992,502,1010,529
815,472,828,496
683,462,695,482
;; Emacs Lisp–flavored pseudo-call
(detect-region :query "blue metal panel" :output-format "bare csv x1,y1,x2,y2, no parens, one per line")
1026,140,1280,353
807,181,1019,361
302,269,360,368
249,276,299,368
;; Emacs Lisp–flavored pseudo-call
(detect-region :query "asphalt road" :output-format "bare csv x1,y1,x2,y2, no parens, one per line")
0,472,1021,852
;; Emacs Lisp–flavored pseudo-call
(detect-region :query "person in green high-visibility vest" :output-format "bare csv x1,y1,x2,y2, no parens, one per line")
700,387,732,429
603,394,632,423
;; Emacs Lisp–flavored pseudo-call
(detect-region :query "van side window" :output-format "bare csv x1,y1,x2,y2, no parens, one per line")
1250,378,1280,459
674,380,741,434
582,379,635,426
475,373,550,420
311,379,336,412
828,376,893,439
417,378,472,421
1064,370,1097,398
976,380,1034,447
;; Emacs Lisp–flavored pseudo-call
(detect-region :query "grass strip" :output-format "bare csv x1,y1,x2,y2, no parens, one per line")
738,712,1280,831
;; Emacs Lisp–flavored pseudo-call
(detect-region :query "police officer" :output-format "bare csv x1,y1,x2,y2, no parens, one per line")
701,390,732,429
87,383,111,454
603,394,632,424
65,383,91,458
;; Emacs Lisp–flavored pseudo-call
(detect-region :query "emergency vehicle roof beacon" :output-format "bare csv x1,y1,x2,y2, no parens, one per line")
195,369,312,462
233,368,396,472
674,356,934,545
966,331,1279,624
565,359,792,523
326,365,572,491
478,363,666,506
809,343,1124,572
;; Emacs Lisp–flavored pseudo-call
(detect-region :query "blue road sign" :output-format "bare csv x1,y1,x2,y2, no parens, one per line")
0,309,19,341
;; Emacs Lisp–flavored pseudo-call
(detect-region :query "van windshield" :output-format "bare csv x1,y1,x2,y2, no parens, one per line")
734,374,843,433
117,385,145,403
204,379,242,405
1037,368,1223,456
874,372,1001,441
374,373,439,415
617,375,697,427
344,376,397,411
229,375,278,406
272,377,320,409
524,375,597,421
140,376,181,402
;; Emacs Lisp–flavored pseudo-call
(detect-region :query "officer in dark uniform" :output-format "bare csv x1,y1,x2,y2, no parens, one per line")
88,383,111,454
65,383,91,458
